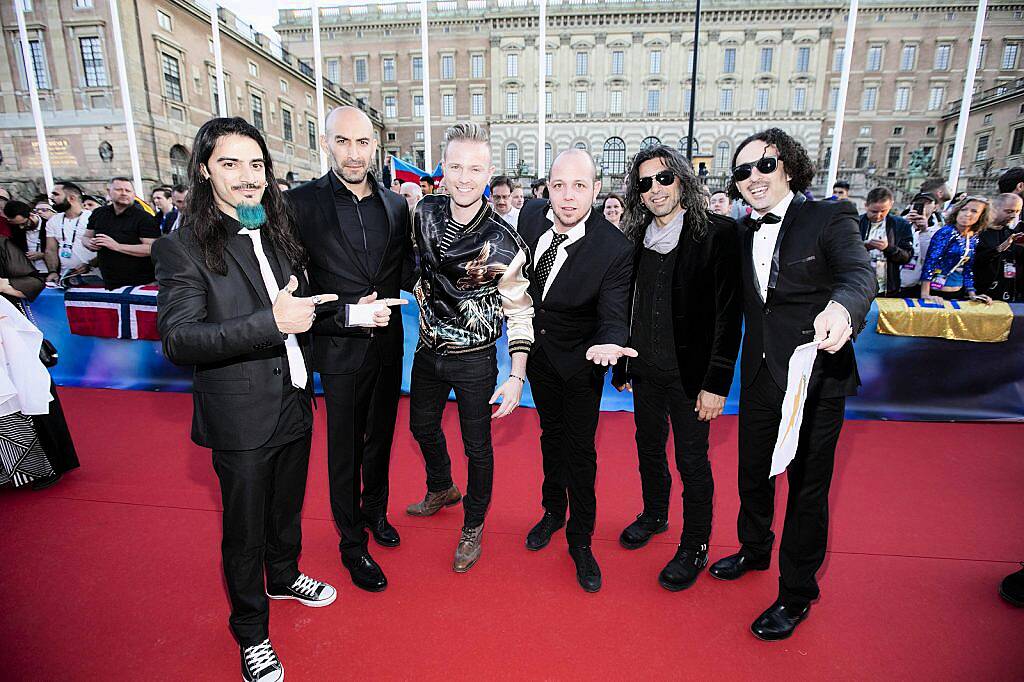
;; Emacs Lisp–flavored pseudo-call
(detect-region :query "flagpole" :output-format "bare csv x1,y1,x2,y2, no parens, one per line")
945,0,988,198
210,3,227,117
537,0,546,176
108,0,144,195
825,0,859,196
14,0,54,195
311,0,328,174
685,0,700,160
420,0,432,171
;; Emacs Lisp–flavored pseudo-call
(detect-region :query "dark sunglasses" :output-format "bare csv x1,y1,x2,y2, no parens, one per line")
731,156,779,183
637,170,676,193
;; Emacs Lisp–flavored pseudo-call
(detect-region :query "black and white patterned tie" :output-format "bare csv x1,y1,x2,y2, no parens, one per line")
535,232,569,292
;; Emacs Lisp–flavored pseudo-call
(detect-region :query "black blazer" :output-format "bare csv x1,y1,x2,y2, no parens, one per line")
152,223,313,451
287,172,416,374
740,194,875,399
857,213,914,296
612,211,742,398
517,199,633,381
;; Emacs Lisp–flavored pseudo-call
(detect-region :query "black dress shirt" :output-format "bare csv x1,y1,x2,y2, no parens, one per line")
632,246,679,373
330,171,388,275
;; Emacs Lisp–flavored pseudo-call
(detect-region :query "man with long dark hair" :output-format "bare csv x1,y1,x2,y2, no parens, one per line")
153,118,342,682
709,128,873,641
610,145,741,592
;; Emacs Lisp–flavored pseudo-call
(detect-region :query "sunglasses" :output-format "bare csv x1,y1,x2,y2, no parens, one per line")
731,156,779,183
637,170,676,193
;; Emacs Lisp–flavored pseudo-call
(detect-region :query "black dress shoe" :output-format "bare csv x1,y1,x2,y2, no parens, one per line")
525,512,565,551
708,551,770,581
619,512,669,550
367,516,401,548
341,552,387,592
31,472,62,491
568,545,602,593
1000,563,1024,607
658,544,708,592
750,600,810,641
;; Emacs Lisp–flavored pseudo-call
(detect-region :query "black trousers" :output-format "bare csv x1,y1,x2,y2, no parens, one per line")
321,342,401,560
409,346,498,528
630,362,713,549
527,348,604,547
737,360,846,608
212,432,311,647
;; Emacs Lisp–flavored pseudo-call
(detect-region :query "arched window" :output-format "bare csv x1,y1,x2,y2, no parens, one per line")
505,143,519,173
678,137,699,157
602,137,626,176
640,136,661,150
715,141,731,172
170,145,189,185
574,141,588,151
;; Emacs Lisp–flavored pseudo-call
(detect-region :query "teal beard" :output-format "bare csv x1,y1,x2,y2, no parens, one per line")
236,202,267,229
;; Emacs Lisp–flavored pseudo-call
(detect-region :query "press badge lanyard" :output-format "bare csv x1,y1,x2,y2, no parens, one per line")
59,215,83,259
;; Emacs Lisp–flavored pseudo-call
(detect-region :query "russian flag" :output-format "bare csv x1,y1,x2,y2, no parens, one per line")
391,157,428,185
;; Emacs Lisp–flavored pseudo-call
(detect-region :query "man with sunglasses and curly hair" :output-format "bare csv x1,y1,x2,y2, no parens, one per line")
709,128,874,641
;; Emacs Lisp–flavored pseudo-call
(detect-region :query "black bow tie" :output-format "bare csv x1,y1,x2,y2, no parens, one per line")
745,213,782,231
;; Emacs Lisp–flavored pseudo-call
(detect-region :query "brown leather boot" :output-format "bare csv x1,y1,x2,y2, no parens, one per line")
453,523,484,573
406,485,462,516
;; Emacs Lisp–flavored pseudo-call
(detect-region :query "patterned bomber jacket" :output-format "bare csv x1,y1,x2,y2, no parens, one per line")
413,194,534,355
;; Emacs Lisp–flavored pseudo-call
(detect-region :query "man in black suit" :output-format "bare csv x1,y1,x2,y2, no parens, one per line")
153,118,348,682
857,186,914,297
707,128,874,641
517,149,634,592
610,145,741,592
287,106,415,593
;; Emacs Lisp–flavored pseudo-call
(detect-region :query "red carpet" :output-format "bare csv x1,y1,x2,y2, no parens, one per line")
2,388,1022,680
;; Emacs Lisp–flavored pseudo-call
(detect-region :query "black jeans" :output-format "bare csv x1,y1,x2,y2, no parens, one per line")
212,432,311,647
527,348,604,547
409,346,498,528
630,360,713,549
321,342,401,560
737,360,845,608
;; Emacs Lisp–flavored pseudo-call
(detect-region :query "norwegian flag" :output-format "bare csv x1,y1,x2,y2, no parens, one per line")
64,285,160,340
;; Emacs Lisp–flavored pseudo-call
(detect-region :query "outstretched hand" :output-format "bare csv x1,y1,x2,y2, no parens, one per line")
585,344,638,366
274,275,338,334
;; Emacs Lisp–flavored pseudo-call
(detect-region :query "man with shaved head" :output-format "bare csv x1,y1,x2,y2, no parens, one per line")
287,105,417,593
517,148,634,592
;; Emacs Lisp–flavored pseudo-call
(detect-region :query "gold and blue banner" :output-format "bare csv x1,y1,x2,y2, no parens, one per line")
876,298,1013,343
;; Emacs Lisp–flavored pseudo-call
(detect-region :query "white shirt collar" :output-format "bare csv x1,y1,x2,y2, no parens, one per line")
545,208,589,243
750,191,795,222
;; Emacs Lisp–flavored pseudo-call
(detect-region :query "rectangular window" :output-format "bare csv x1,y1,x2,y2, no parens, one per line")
545,90,553,116
576,51,589,76
926,126,936,136
412,56,423,81
74,0,93,6
647,89,660,115
719,88,733,113
755,88,769,112
977,42,987,68
860,125,872,136
796,46,811,73
307,120,316,150
210,75,220,114
829,86,839,111
855,146,870,168
887,146,902,169
610,90,623,115
20,39,50,90
723,47,736,74
327,59,339,83
248,61,259,77
894,87,910,111
282,107,293,142
833,46,845,71
413,94,424,117
472,92,484,116
1010,127,1024,156
649,50,662,75
934,44,951,70
545,52,553,77
1003,44,1020,70
928,86,944,110
866,45,883,71
279,79,288,94
893,126,904,135
506,53,518,78
384,95,396,118
471,54,484,79
900,45,917,71
79,37,108,87
383,57,395,81
575,90,588,115
441,54,455,80
611,50,624,75
354,58,368,83
161,53,182,102
760,47,774,72
862,86,878,111
442,93,455,117
250,93,263,130
506,91,518,116
975,134,990,161
157,9,172,31
792,86,806,112
682,88,692,114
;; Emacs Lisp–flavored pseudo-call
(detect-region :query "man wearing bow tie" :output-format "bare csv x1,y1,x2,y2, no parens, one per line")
709,128,874,641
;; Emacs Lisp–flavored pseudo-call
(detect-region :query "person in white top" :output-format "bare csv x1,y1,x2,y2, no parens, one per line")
511,182,525,210
489,175,520,228
45,182,96,281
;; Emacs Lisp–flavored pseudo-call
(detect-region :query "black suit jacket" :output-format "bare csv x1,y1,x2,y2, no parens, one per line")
518,199,633,381
857,213,914,296
740,194,875,399
286,172,416,374
152,222,313,451
612,211,742,398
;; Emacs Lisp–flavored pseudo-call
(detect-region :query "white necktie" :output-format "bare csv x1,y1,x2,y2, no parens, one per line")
241,229,308,390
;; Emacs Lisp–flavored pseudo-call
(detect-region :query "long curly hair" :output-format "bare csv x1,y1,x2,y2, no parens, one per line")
621,144,709,244
727,128,816,201
182,117,305,275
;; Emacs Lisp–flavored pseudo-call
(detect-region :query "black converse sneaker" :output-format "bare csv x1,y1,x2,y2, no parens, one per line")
267,573,337,607
241,638,283,682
